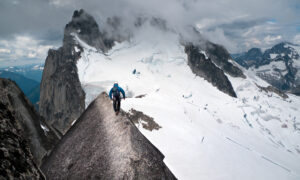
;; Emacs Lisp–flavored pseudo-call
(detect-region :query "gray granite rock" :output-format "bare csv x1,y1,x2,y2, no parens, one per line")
185,44,237,97
39,9,118,135
39,45,85,134
42,92,177,180
64,9,115,53
0,78,59,166
0,101,45,180
204,41,246,78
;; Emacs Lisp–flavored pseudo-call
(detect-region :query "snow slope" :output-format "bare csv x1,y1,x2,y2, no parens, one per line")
75,32,300,180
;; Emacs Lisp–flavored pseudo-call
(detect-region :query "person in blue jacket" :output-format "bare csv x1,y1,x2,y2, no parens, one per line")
109,82,125,115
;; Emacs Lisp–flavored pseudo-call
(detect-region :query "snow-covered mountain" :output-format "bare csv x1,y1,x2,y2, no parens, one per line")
40,9,300,180
233,42,300,95
75,37,300,180
74,19,300,180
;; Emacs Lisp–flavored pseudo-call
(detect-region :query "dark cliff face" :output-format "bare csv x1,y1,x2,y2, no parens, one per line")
204,41,246,78
39,46,85,134
42,92,176,180
0,78,59,167
39,9,116,135
64,9,115,52
0,102,45,179
185,44,237,97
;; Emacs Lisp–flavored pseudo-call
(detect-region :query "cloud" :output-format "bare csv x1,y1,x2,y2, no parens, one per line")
0,0,299,67
0,0,71,38
0,35,55,67
0,48,11,53
294,34,300,44
264,35,282,45
201,28,238,52
27,52,37,58
42,0,300,53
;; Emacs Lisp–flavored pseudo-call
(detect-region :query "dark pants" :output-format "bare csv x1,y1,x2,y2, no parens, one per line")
113,96,121,112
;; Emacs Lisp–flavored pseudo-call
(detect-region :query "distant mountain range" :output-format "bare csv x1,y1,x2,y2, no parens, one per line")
0,64,44,82
0,64,44,109
232,42,300,95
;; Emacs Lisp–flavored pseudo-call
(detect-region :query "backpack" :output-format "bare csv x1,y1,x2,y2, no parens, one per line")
112,87,120,98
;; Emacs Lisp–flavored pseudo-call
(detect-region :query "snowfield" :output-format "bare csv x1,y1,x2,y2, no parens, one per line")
75,32,300,180
255,60,288,79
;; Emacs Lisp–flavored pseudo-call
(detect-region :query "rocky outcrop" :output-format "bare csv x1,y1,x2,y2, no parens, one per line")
0,102,45,179
204,41,246,78
39,44,85,134
255,83,288,99
125,108,162,131
39,9,117,134
64,9,114,53
42,92,176,180
185,44,237,97
0,78,59,166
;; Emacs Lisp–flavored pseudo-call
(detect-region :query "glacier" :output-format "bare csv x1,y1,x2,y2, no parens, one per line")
74,29,300,179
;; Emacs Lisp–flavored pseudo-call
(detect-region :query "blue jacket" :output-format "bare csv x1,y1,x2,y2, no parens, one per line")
109,84,125,99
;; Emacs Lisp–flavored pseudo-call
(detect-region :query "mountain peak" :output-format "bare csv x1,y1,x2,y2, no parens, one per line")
72,9,86,19
248,47,262,55
64,9,114,52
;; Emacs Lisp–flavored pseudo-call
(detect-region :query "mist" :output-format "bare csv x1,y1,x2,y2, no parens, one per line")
48,0,300,52
0,0,300,66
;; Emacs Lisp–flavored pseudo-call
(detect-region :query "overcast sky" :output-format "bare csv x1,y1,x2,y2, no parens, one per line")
0,0,300,67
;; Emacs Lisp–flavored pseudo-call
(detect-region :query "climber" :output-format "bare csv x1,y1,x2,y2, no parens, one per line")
109,82,126,115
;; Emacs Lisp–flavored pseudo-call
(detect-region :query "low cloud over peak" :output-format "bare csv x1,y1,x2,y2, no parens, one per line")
0,0,300,66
